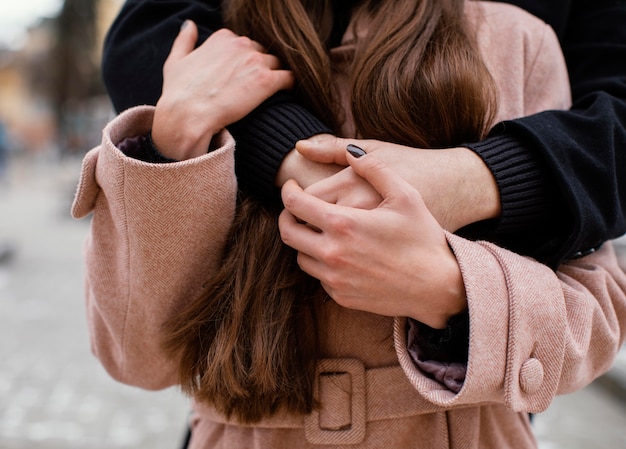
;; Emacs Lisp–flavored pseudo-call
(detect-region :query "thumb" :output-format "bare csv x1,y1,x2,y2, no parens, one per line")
296,134,351,166
346,144,417,207
165,20,198,64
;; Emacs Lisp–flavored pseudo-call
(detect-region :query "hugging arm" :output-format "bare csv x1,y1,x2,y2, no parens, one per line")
466,0,626,265
102,0,331,198
103,1,626,266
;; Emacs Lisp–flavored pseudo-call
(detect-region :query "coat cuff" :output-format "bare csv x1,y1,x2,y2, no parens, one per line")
228,97,332,202
395,232,566,411
465,130,555,234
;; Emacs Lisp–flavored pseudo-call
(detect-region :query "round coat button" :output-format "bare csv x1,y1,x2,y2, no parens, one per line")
519,358,544,394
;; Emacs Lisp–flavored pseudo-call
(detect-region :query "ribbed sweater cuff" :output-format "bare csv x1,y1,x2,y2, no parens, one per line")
465,132,553,234
229,102,332,201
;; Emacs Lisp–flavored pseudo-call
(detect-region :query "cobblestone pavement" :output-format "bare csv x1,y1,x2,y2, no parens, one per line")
1,155,625,449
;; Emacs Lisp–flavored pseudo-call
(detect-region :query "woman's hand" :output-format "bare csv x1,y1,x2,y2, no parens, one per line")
294,135,501,232
152,21,294,160
278,148,467,329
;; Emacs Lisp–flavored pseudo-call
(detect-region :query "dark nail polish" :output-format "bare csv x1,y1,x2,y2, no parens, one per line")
346,144,366,158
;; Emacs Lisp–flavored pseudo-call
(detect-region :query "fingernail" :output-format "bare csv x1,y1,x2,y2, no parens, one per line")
180,20,190,30
346,144,366,158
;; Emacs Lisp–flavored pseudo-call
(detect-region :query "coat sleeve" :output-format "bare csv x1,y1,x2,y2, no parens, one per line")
71,106,238,390
394,234,626,413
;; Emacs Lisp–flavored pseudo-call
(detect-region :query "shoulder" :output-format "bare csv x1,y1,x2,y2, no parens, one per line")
465,1,551,35
465,1,570,119
466,0,557,58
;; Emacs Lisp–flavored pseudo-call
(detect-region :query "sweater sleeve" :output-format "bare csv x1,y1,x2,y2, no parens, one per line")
394,233,626,413
102,0,331,202
71,106,238,390
466,0,626,266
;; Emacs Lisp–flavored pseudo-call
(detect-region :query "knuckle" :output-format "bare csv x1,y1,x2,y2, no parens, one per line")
319,244,345,267
253,68,274,86
332,136,346,147
244,51,264,65
234,35,254,49
213,28,234,40
332,294,354,310
324,211,354,235
393,187,415,205
278,224,292,246
326,271,349,292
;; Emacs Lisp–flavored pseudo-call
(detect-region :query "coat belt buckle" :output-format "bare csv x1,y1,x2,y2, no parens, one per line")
304,358,367,445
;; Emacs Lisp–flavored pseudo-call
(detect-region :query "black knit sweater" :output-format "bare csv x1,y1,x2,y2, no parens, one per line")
102,0,626,267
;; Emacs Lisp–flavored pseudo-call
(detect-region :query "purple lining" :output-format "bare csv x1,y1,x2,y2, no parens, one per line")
407,319,466,393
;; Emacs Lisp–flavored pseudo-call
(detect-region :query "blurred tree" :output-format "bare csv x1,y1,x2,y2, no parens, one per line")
53,0,103,105
51,0,106,153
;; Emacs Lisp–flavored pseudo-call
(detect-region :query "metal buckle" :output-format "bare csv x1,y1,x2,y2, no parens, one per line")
304,358,367,445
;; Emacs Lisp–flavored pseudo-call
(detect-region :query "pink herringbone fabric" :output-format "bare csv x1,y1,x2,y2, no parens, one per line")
72,2,626,448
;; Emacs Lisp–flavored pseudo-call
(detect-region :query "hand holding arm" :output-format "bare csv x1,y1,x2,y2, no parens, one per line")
292,135,501,232
279,147,467,329
152,22,294,160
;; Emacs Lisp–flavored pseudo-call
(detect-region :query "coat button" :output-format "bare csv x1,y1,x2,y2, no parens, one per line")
519,358,544,393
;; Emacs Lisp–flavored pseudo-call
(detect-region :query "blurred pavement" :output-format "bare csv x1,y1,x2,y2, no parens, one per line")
0,155,625,448
0,155,190,449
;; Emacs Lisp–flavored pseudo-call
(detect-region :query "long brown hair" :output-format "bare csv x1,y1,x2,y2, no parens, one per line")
163,0,497,423
163,196,321,422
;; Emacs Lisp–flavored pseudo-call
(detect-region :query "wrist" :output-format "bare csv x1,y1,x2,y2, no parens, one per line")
462,146,500,221
152,100,219,160
275,149,300,187
434,147,501,231
408,244,467,330
433,252,467,329
276,148,343,188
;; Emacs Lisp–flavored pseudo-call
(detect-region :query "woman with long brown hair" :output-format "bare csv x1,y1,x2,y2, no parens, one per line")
73,1,626,448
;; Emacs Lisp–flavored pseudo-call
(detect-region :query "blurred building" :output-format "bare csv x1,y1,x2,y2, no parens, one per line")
0,0,122,158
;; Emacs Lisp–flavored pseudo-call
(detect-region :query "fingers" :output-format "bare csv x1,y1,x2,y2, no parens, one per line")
166,20,199,64
296,135,352,166
212,30,294,93
278,205,323,255
346,146,418,207
280,179,331,231
272,69,296,92
256,52,295,91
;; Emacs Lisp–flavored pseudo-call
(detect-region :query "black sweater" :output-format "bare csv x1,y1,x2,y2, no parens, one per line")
102,0,626,267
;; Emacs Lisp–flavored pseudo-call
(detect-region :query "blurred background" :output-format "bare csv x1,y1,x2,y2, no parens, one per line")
0,1,624,448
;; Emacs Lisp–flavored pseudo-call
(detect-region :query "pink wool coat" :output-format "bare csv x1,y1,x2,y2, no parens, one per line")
72,2,626,448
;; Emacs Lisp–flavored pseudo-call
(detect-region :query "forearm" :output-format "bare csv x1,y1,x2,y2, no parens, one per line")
361,142,502,232
415,146,501,233
466,0,626,266
463,127,567,266
103,1,331,200
467,87,626,267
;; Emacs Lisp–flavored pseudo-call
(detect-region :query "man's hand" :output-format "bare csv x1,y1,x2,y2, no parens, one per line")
279,147,467,329
275,134,343,188
152,22,294,160
295,135,501,231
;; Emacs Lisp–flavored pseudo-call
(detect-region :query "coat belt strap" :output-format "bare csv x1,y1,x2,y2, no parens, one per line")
194,358,440,445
